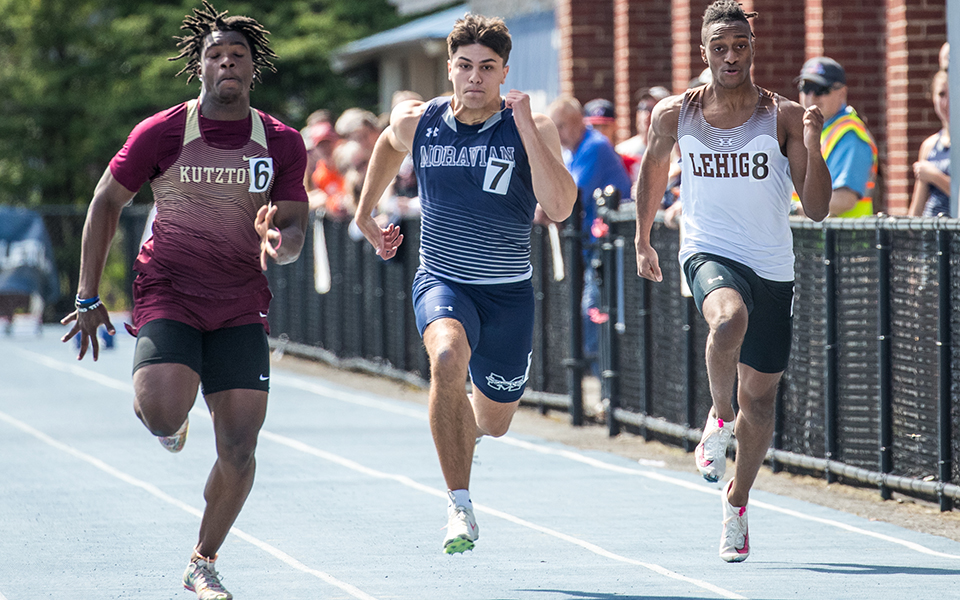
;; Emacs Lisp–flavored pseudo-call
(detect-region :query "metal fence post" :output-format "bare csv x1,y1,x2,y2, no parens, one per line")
938,229,954,511
683,296,697,452
877,227,893,500
824,227,839,483
563,197,584,426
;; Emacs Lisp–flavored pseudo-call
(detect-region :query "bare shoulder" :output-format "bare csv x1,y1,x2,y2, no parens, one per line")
651,94,684,132
389,99,428,149
775,95,805,129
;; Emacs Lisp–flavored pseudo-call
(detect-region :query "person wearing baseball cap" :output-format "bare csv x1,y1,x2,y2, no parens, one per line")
795,56,877,217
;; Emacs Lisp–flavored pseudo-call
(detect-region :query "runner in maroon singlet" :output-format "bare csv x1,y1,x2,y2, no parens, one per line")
60,3,308,598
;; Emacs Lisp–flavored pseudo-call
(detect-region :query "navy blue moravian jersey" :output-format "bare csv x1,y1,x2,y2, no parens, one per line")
413,96,537,284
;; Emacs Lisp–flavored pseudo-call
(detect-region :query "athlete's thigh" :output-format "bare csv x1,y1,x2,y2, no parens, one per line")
740,277,794,373
469,282,535,403
204,387,268,450
199,323,270,396
412,269,481,349
132,319,202,418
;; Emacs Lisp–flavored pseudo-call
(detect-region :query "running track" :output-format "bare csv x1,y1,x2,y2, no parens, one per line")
3,325,960,600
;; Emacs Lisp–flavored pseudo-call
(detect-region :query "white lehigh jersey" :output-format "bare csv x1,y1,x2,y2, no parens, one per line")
677,86,795,282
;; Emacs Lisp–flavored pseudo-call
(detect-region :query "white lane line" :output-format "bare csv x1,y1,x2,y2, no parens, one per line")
0,410,379,600
260,430,746,600
20,355,960,565
274,372,960,561
20,349,134,393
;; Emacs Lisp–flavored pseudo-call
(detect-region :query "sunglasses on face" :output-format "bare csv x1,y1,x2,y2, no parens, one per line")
798,81,833,96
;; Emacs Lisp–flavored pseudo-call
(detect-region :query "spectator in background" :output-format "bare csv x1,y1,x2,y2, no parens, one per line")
547,94,632,379
617,86,671,181
908,69,951,217
335,107,381,155
331,138,370,220
795,57,877,218
302,109,333,191
304,119,341,211
584,98,638,178
940,41,950,71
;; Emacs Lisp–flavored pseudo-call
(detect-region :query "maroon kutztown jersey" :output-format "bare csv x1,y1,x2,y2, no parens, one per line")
110,99,307,299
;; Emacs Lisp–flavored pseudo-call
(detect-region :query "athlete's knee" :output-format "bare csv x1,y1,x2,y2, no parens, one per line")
705,303,748,349
215,430,259,469
133,393,188,436
477,413,512,438
427,337,470,380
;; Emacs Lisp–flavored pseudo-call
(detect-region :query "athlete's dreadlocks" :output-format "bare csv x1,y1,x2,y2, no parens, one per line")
169,1,277,87
701,0,758,42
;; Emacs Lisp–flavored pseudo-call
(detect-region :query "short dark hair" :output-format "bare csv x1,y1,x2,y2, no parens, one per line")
701,0,757,43
169,1,277,87
447,14,512,65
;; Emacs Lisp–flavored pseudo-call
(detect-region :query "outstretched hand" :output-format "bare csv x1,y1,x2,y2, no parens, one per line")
256,203,281,271
635,242,663,282
60,304,114,361
376,222,404,260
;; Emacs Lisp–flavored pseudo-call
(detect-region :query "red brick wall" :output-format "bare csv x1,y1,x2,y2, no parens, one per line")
613,0,673,143
886,0,947,212
556,0,616,104
671,0,705,93
748,0,806,99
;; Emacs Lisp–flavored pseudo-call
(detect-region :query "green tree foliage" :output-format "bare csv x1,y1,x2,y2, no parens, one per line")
0,0,406,207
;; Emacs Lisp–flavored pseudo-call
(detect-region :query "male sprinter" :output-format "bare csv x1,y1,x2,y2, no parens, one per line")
353,14,576,554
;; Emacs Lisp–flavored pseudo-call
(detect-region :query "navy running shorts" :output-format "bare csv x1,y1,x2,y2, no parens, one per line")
412,268,534,403
133,319,271,395
683,253,795,374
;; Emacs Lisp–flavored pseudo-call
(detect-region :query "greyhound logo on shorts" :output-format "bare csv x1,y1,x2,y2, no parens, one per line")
485,372,527,392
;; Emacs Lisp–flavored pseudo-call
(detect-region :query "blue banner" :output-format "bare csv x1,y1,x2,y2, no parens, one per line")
0,208,60,303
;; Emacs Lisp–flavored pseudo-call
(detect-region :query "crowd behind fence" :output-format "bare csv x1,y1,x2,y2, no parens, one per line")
266,210,960,512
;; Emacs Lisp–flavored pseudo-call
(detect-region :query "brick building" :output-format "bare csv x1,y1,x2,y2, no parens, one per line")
557,0,947,213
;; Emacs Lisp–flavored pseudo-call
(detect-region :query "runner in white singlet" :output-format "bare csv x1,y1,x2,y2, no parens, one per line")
633,0,831,564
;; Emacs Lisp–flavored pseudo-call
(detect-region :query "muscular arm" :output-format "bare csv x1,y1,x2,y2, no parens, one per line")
783,100,831,222
62,168,138,359
505,90,577,221
353,101,422,259
633,97,680,282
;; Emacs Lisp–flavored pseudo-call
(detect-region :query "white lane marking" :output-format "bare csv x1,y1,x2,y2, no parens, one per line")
19,355,960,564
274,372,960,561
21,349,134,393
0,417,379,600
260,430,746,600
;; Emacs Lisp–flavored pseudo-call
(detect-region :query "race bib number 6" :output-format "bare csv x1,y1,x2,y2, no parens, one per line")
247,157,275,193
482,158,514,195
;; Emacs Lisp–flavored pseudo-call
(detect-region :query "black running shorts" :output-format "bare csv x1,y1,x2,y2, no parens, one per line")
132,319,270,394
683,253,795,374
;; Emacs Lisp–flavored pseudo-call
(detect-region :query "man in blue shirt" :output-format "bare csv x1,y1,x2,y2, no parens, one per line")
548,95,632,378
795,57,877,217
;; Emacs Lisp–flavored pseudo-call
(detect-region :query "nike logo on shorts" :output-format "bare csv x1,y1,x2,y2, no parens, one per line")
259,374,269,381
259,312,268,318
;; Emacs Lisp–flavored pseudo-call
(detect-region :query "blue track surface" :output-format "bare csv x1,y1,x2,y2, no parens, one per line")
2,325,960,599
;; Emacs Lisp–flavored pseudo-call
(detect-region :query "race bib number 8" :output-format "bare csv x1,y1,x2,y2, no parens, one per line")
247,157,275,193
482,158,514,195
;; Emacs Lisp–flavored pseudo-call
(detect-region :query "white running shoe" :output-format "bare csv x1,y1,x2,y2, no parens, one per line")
183,555,232,600
443,503,479,554
695,413,732,482
159,417,189,453
720,481,750,562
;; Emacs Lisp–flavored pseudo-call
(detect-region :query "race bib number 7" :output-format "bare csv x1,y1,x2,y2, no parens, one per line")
482,158,514,195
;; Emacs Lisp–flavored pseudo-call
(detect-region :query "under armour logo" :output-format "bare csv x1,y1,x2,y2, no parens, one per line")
434,305,453,312
707,275,724,284
716,137,735,147
425,127,440,137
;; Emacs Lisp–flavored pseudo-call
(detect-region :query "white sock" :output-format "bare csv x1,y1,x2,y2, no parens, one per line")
448,489,472,509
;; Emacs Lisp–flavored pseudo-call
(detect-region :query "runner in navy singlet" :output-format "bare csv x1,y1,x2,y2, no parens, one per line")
633,0,831,564
60,4,308,598
353,14,576,554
